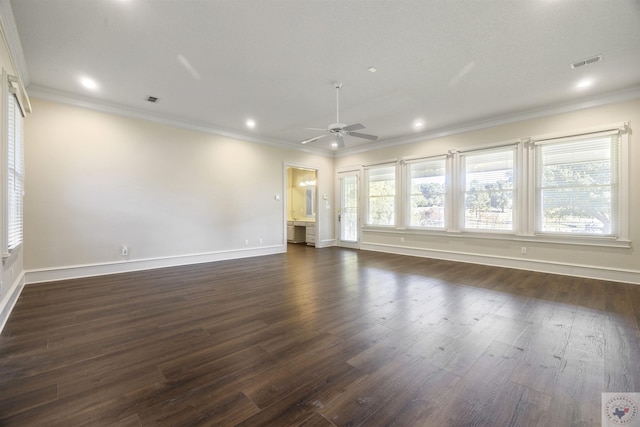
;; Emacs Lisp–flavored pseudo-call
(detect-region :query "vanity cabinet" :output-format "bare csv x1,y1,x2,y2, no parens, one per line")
305,223,315,246
287,221,315,246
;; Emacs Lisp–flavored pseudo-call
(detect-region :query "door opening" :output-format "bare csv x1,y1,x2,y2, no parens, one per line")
338,171,359,248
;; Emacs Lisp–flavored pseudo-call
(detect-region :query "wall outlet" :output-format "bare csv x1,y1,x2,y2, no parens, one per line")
245,239,249,246
520,247,527,254
259,238,263,244
121,246,129,256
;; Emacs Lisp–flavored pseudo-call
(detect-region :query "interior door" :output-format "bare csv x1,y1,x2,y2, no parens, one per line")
338,171,359,248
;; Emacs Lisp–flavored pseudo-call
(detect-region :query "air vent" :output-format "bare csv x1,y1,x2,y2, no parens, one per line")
146,96,160,103
570,54,603,69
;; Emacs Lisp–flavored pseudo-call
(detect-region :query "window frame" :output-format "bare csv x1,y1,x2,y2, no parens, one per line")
531,124,629,243
405,156,447,230
2,70,30,260
355,122,629,249
363,163,397,227
459,144,518,234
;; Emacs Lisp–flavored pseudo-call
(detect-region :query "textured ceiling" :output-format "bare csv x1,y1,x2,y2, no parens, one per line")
7,0,640,154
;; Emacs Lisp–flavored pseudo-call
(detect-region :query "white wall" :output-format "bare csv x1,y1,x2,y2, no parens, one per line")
336,99,640,284
24,99,334,281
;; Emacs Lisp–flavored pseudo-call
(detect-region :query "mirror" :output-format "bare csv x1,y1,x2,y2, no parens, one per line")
305,187,315,218
287,167,317,221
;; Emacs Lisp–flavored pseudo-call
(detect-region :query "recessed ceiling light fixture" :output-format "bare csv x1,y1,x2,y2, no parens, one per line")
79,76,98,91
413,119,425,130
246,118,256,129
368,66,377,73
575,78,594,89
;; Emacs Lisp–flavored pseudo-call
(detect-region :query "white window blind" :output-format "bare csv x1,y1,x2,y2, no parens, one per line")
7,92,24,251
462,147,515,231
407,158,446,228
365,164,396,226
536,133,619,236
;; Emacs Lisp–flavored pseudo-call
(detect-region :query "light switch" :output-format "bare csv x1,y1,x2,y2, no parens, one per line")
274,194,281,201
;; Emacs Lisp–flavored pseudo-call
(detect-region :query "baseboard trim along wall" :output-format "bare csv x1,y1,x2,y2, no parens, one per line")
360,242,640,285
316,238,337,249
0,271,25,334
25,245,285,285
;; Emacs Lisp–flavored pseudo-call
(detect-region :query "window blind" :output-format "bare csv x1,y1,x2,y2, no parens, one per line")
462,148,515,231
537,134,619,236
7,92,24,251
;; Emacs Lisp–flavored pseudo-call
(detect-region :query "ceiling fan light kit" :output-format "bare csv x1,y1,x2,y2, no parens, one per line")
300,81,378,149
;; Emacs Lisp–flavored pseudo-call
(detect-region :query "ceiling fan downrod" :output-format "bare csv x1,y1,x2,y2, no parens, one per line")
334,81,343,127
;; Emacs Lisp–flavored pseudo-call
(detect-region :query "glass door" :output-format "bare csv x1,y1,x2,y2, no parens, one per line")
338,172,359,248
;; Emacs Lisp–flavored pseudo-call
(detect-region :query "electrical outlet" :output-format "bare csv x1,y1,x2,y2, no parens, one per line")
259,238,263,244
520,247,527,255
121,246,129,256
244,239,249,246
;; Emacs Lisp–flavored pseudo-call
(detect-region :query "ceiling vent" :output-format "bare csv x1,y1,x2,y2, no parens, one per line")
570,54,603,69
146,96,160,103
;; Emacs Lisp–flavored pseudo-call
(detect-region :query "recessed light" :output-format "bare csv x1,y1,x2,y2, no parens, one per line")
80,76,98,91
368,67,378,73
413,119,425,130
575,78,593,89
246,118,256,129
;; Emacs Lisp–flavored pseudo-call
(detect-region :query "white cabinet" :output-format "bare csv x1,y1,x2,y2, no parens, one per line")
305,223,315,246
287,222,294,241
286,221,316,245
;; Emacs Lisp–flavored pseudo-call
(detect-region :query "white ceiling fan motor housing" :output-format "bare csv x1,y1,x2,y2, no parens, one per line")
329,123,347,132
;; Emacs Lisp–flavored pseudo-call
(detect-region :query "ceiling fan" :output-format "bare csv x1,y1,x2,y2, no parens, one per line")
300,82,378,149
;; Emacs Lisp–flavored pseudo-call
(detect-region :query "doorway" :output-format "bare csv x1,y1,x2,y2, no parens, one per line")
338,171,359,248
286,166,318,247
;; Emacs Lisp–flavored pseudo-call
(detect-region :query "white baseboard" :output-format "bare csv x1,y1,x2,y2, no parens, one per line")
361,242,640,285
316,238,337,248
25,245,286,285
0,271,25,334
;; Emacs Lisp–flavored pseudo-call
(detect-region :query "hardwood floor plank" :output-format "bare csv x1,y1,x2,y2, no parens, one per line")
1,244,638,425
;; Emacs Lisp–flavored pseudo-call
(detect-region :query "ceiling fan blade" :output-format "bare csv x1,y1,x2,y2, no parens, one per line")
349,131,378,141
305,127,329,131
300,134,329,144
343,123,365,132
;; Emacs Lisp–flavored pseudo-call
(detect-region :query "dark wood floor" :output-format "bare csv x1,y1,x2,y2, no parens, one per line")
1,245,639,426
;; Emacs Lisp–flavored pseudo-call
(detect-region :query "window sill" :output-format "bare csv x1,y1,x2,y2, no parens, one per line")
2,244,23,265
361,227,631,249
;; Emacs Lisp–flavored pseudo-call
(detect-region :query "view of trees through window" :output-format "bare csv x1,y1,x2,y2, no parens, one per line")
538,136,616,235
366,166,395,226
409,159,446,228
463,149,514,231
362,130,622,239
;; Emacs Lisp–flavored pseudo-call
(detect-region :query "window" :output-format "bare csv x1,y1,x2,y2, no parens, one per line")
536,132,619,236
365,164,395,226
353,122,628,248
462,147,515,231
7,91,24,251
3,73,29,258
407,158,446,228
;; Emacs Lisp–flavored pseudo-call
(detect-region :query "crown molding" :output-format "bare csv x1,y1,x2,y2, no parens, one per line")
27,84,335,158
0,0,29,84
336,86,640,157
23,80,640,162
